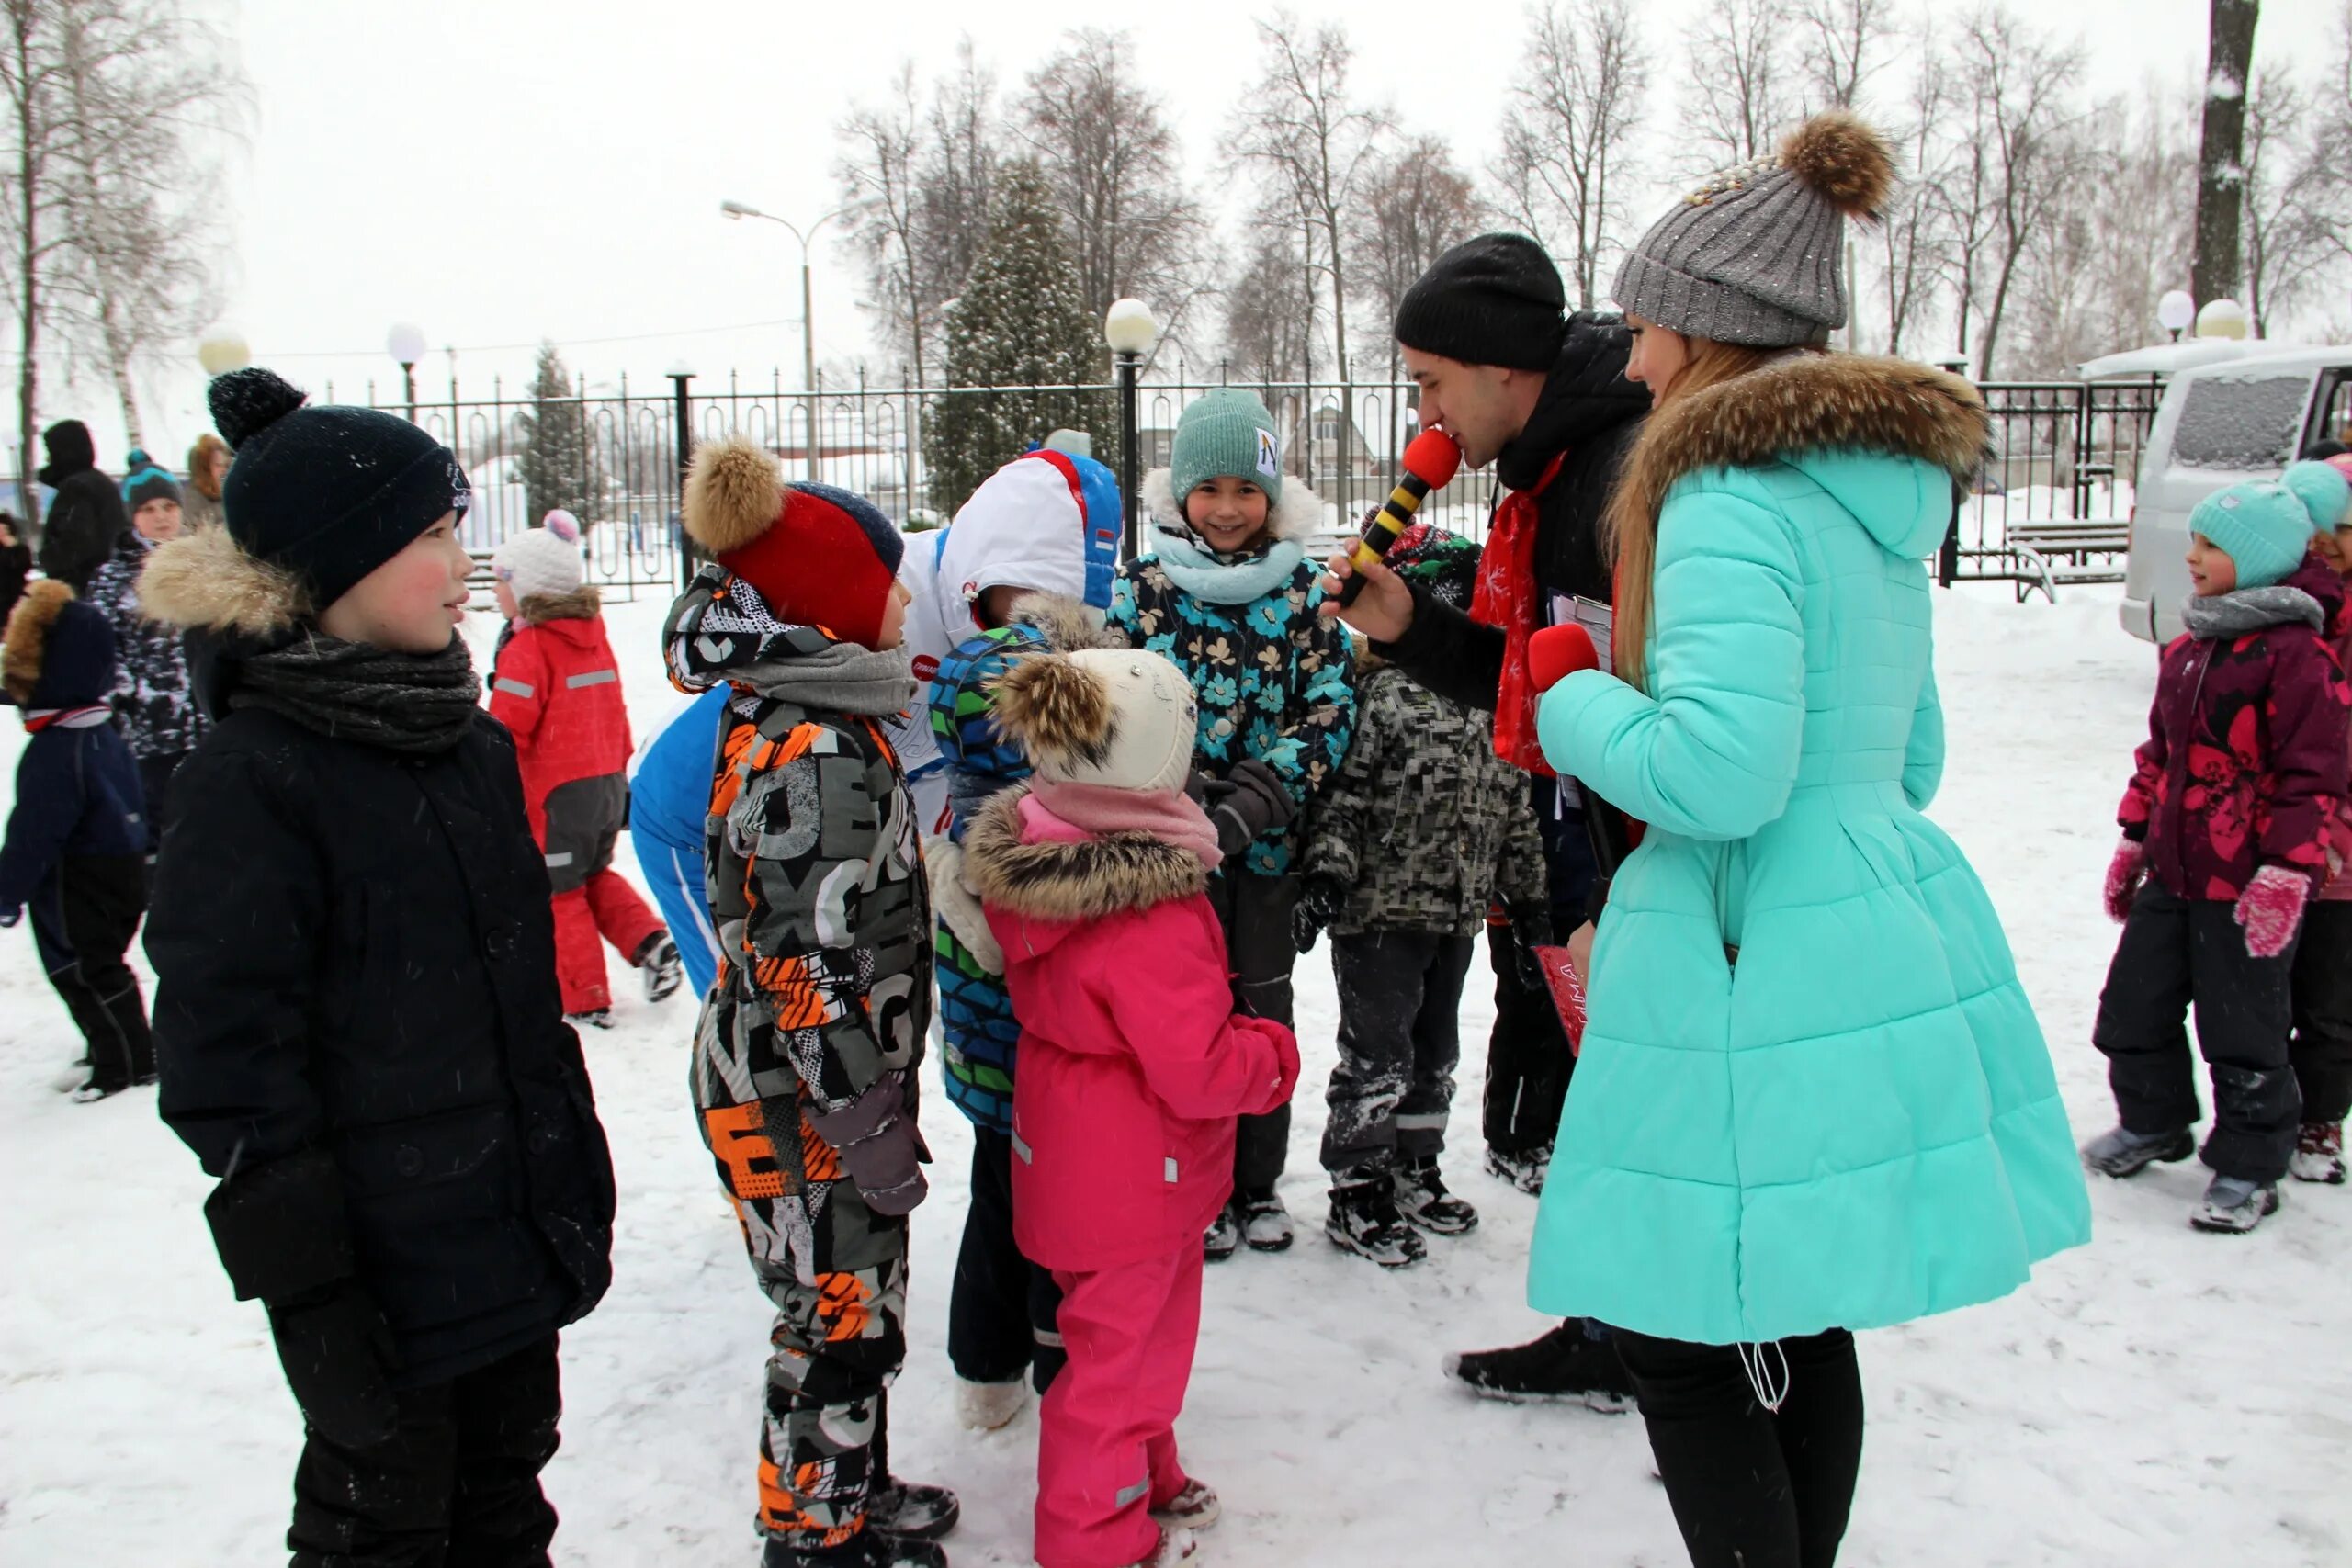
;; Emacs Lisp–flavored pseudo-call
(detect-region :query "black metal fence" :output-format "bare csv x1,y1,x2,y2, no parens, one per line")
322,368,2165,601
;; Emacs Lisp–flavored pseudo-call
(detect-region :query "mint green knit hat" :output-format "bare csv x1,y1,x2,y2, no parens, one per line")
2189,459,2350,590
1170,389,1283,505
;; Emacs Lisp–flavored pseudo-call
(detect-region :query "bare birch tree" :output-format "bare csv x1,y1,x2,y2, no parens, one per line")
1685,0,1794,170
1349,135,1477,383
1950,6,2086,377
1492,0,1650,308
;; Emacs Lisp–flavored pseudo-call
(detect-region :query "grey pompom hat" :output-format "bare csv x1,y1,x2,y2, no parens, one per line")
1612,112,1895,349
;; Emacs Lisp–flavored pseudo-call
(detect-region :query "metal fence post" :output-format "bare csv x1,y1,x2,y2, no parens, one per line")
1117,350,1142,560
1939,496,1961,589
669,369,695,592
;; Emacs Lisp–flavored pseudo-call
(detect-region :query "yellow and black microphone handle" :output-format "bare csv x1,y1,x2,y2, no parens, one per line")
1338,473,1436,607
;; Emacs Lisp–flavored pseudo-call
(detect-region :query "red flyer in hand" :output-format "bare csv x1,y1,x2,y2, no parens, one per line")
1527,944,1588,1056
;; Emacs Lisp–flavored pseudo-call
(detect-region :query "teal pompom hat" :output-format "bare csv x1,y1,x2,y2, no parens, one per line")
1170,389,1283,505
2190,459,2352,590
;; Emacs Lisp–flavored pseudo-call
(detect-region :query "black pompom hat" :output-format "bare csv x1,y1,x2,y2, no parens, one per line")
209,367,470,614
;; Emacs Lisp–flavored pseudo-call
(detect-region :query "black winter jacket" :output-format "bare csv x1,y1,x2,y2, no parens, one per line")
35,424,127,595
1378,313,1646,711
149,702,616,1389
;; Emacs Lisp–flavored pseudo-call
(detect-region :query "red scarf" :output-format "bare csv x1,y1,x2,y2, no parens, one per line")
22,705,107,733
1471,453,1566,774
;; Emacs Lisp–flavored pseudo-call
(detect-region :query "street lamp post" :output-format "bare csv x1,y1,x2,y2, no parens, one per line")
2157,289,2196,344
1104,299,1159,561
386,321,427,422
721,198,851,479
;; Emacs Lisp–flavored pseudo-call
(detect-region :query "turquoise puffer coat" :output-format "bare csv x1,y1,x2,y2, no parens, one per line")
1532,355,2091,1346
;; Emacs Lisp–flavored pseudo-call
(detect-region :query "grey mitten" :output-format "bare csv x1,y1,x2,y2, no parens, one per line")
805,1071,932,1215
1211,759,1295,858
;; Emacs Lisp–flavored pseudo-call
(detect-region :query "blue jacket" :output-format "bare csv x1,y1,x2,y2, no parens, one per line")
1529,355,2090,1345
0,589,145,916
627,687,729,853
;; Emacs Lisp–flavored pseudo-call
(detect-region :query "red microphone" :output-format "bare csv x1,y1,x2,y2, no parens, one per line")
1530,624,1600,694
1338,429,1464,606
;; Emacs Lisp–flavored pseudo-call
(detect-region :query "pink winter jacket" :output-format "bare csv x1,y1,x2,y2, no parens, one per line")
966,790,1301,1272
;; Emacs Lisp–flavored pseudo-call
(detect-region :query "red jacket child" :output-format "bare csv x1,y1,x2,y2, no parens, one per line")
488,513,679,1021
966,647,1297,1568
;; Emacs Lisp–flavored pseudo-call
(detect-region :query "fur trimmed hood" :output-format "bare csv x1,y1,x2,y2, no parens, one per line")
138,523,311,637
1003,589,1115,652
1142,468,1324,547
962,786,1207,924
1616,353,1986,547
4,580,114,707
519,583,601,624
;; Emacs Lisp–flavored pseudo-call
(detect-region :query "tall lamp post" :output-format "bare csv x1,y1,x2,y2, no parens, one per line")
1104,298,1159,561
2157,290,2196,344
668,359,697,591
386,321,427,422
721,198,850,479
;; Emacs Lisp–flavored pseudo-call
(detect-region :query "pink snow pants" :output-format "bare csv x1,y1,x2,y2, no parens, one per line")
1035,1246,1204,1568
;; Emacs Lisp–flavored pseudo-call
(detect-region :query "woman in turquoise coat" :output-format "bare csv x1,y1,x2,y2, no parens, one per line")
1532,115,2091,1568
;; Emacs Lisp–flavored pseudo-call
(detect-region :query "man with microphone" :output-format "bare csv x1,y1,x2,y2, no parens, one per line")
1320,232,1645,1412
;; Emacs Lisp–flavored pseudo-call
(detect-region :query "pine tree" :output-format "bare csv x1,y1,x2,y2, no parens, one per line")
925,160,1113,516
518,341,593,525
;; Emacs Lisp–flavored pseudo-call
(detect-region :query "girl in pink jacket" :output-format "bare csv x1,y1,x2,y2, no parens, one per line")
963,646,1300,1568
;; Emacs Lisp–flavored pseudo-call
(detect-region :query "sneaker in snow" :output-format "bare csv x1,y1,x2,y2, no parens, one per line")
954,1376,1028,1431
1325,1176,1426,1269
1485,1144,1550,1194
2290,1121,2346,1185
1237,1188,1294,1252
2191,1173,2282,1233
1442,1319,1637,1413
566,1010,615,1031
1122,1526,1199,1568
761,1528,945,1568
637,933,684,1003
1395,1156,1478,1235
1203,1202,1241,1263
865,1475,959,1541
1150,1480,1220,1531
2081,1123,2195,1178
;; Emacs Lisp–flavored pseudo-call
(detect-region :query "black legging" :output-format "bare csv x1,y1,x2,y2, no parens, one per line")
1611,1327,1864,1568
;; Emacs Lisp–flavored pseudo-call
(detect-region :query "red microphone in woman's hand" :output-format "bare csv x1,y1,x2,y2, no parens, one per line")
1530,624,1600,693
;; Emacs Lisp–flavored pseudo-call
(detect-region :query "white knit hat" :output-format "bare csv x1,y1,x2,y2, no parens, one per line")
492,509,585,600
991,648,1198,796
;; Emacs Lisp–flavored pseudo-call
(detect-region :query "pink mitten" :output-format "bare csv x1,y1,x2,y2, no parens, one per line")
2103,839,2146,923
2235,864,2312,959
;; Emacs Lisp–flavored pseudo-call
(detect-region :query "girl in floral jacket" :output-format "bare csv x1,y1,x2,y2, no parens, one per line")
2088,460,2352,1232
1108,389,1354,1258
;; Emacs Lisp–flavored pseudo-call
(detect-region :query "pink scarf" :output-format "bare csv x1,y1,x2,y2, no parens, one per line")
1022,780,1225,872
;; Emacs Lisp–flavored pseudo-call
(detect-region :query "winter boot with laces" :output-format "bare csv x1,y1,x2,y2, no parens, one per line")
2191,1172,2283,1233
1395,1156,1479,1235
2290,1121,2346,1184
1484,1143,1550,1195
1325,1170,1426,1268
1442,1318,1638,1413
1237,1187,1293,1252
1203,1201,1241,1262
2081,1123,2196,1178
637,931,684,1003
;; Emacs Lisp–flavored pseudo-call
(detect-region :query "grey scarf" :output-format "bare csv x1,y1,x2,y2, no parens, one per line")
728,640,918,717
231,632,481,754
2180,584,2325,639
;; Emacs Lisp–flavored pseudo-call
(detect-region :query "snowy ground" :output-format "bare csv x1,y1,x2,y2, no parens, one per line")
3,584,2347,1568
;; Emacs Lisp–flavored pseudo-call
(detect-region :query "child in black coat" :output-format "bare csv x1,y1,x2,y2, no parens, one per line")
141,368,616,1567
0,580,151,1100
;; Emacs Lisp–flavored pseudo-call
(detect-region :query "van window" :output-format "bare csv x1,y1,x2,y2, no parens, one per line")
2306,368,2352,454
2172,374,2312,469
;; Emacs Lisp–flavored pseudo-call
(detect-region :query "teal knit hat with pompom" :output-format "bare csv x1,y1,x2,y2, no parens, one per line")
2190,459,2352,590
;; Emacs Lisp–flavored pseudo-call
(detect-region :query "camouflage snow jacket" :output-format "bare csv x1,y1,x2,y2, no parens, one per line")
85,532,207,759
1301,661,1548,938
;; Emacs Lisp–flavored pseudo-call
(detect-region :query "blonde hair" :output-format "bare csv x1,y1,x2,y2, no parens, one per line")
1605,337,1802,690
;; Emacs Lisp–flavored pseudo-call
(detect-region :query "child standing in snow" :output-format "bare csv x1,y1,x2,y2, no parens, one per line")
917,447,1122,1431
2088,460,2352,1231
962,646,1300,1568
667,437,957,1568
0,581,151,1100
628,684,733,1002
1293,525,1550,1267
1108,389,1354,1258
85,450,207,865
2289,450,2352,1186
487,510,680,1026
141,368,616,1562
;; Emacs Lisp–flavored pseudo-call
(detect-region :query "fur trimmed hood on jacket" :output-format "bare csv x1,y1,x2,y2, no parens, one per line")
961,785,1207,923
3,580,115,708
1001,589,1116,653
137,522,311,637
1140,468,1324,548
1616,352,1988,545
518,583,601,625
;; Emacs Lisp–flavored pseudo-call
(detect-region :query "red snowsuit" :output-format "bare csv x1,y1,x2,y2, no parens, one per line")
488,598,662,1014
971,790,1299,1568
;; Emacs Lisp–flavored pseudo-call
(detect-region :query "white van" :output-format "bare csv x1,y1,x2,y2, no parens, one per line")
2120,346,2352,643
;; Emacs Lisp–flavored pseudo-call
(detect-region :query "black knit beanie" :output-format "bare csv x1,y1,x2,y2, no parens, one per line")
1393,233,1568,371
209,368,470,613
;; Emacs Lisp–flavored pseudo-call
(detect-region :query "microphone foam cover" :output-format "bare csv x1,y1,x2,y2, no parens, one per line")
1530,625,1599,694
1401,429,1463,489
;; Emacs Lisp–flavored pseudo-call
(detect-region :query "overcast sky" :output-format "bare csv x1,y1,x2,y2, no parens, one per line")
86,0,2350,465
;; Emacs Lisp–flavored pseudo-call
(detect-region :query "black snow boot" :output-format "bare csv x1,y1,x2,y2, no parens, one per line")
1395,1156,1478,1235
1325,1169,1426,1269
867,1476,960,1541
763,1526,948,1568
1442,1319,1637,1413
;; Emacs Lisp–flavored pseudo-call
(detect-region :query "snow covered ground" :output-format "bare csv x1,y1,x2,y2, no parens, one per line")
3,583,2346,1568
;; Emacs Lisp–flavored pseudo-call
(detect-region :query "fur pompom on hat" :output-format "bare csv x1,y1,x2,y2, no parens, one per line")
492,509,587,604
990,647,1198,796
1613,110,1895,348
683,435,905,649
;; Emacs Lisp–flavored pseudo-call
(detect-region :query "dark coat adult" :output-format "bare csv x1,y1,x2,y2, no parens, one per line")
33,421,127,595
148,653,617,1390
1376,313,1647,712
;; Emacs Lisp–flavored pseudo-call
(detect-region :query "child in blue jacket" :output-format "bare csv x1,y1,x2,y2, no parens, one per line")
0,581,151,1100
